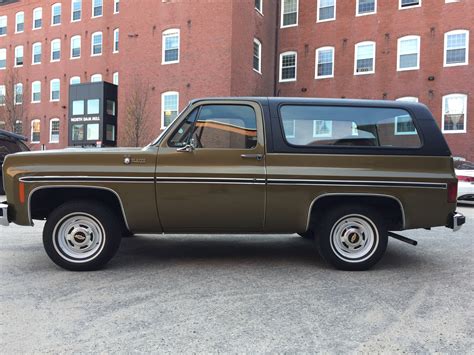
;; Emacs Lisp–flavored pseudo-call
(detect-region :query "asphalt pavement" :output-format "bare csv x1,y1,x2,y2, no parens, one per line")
1,201,473,353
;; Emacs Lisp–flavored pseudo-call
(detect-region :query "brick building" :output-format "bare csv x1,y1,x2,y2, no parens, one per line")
0,0,472,159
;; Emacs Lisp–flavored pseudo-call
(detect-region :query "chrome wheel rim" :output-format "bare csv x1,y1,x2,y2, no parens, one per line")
330,214,379,263
53,213,106,263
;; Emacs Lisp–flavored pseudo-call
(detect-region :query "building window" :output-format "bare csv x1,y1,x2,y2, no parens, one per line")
161,91,179,128
255,0,263,13
0,48,6,69
92,0,103,18
442,94,467,133
90,74,102,82
72,100,84,115
50,79,60,101
253,39,262,73
279,51,297,82
70,76,81,85
87,124,99,140
113,29,119,53
395,97,418,135
106,100,116,116
31,81,41,103
356,0,376,15
14,120,22,134
51,39,61,62
91,32,102,56
87,99,100,114
14,83,23,104
71,35,81,58
32,42,42,64
15,12,24,33
281,0,298,27
399,0,421,9
313,120,333,138
317,0,336,22
15,45,24,67
33,8,42,29
112,72,119,85
0,16,7,36
397,35,420,71
354,41,375,74
114,0,119,13
444,30,469,67
162,29,180,64
72,0,82,21
0,85,5,106
50,118,60,143
31,120,41,143
315,46,334,79
51,3,61,25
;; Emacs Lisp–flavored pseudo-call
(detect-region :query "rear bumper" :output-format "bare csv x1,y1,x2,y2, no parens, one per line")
446,212,465,232
0,202,9,227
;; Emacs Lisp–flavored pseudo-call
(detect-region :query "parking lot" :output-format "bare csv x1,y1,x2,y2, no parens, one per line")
1,202,473,353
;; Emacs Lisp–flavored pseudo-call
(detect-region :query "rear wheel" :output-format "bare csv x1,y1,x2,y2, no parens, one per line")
316,205,388,271
43,200,122,271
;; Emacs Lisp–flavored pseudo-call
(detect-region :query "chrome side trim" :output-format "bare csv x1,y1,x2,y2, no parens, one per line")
20,176,154,183
27,185,130,230
305,193,406,231
155,177,266,185
269,179,447,189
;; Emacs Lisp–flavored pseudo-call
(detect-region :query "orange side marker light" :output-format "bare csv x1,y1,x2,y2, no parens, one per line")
19,182,25,204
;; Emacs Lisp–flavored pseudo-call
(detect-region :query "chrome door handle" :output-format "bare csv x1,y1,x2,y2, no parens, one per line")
241,154,263,161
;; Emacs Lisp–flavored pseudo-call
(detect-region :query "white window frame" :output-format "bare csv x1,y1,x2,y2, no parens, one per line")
313,120,333,138
71,0,82,22
0,85,5,106
50,39,61,62
50,79,60,102
442,93,468,134
14,45,24,67
90,74,102,82
31,81,41,103
51,3,62,26
114,0,120,14
356,0,377,16
280,0,299,28
49,118,60,143
14,83,23,104
0,16,7,36
162,29,180,65
279,51,297,82
317,0,336,23
112,72,119,85
0,48,6,70
354,41,376,75
70,76,81,85
33,7,42,30
253,38,262,74
15,12,24,33
91,31,103,56
315,46,334,79
397,35,420,71
32,42,42,65
70,35,81,59
444,29,469,67
255,0,263,14
161,91,179,129
399,0,421,10
31,119,41,143
92,0,103,18
113,28,119,53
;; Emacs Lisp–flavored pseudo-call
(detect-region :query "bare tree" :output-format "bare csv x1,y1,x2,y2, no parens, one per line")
0,69,28,134
122,78,153,147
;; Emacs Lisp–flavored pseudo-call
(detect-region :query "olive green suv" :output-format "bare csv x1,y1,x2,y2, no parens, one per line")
0,98,465,271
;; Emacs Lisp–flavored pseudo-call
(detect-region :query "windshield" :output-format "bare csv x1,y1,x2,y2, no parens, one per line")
146,103,190,148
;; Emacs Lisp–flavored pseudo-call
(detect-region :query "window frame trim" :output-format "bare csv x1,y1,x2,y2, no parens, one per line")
32,7,43,30
31,81,41,104
398,0,421,10
356,0,377,17
50,38,61,62
162,28,180,65
31,119,41,143
396,35,421,72
50,78,60,102
253,38,262,74
280,0,299,28
51,3,62,26
113,28,119,53
0,16,7,37
279,51,298,82
353,41,376,75
71,0,82,22
441,93,468,134
317,0,336,23
443,29,469,67
31,42,42,65
161,91,180,129
15,12,24,34
255,0,263,15
91,0,103,18
49,118,60,143
315,46,335,79
14,45,24,67
90,31,103,57
70,35,81,59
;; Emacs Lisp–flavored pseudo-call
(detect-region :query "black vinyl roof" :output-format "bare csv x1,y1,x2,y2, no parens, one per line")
0,129,27,142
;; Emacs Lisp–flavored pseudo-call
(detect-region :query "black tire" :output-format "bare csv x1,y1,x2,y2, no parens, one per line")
43,200,122,271
316,205,388,271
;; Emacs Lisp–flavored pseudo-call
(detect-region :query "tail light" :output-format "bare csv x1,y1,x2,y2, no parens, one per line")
447,181,458,203
458,175,474,183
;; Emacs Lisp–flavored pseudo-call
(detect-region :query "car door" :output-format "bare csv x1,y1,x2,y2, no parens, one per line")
155,100,266,232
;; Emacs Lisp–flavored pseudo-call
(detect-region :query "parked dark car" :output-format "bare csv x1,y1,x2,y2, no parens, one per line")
0,130,29,195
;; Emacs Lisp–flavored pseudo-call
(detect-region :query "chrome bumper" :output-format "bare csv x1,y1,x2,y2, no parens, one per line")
447,212,465,232
0,203,9,227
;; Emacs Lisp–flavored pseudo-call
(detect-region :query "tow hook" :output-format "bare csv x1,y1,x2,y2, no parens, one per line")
388,232,418,246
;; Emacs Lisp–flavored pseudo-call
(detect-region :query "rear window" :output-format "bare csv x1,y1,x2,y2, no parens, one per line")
280,105,422,148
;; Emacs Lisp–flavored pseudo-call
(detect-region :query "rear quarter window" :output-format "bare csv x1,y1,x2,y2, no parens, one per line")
280,105,422,148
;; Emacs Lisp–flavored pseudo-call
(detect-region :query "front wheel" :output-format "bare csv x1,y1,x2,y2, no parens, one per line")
316,205,388,271
43,200,122,271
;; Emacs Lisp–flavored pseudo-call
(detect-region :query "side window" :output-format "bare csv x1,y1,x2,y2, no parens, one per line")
168,105,258,149
280,105,421,148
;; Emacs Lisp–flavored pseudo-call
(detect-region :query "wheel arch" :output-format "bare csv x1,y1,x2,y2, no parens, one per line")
306,193,406,231
28,185,130,231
